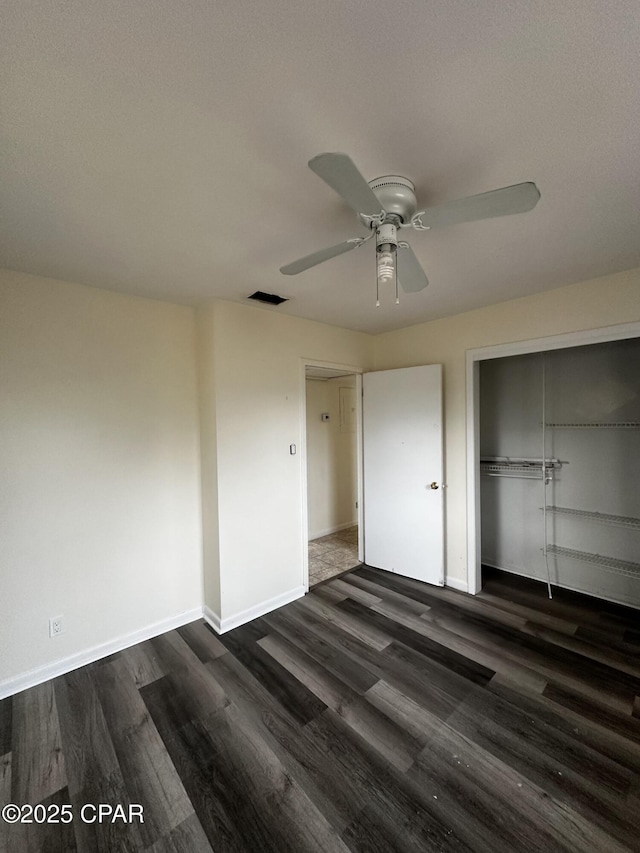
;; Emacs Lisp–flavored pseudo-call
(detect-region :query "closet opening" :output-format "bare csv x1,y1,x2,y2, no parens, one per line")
471,333,640,608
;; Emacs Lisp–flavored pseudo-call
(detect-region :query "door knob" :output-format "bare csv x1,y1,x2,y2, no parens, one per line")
430,482,439,490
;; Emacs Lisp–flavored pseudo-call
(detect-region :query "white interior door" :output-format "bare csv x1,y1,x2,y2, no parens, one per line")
363,364,444,585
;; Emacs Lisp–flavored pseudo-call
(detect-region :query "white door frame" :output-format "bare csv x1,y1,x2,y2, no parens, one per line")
299,359,364,591
466,320,640,595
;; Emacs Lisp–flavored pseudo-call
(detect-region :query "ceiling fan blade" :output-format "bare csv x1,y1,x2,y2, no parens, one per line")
418,182,540,229
280,238,364,275
398,242,429,292
308,153,383,217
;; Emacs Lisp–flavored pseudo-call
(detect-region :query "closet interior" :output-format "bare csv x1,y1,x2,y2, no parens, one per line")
479,336,640,608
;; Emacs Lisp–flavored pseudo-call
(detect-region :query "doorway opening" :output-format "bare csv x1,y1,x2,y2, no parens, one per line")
303,364,362,587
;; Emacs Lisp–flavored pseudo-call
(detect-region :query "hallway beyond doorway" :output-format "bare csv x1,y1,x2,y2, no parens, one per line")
308,525,359,585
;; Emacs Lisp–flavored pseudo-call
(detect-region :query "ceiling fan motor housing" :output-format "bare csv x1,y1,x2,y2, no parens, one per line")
375,222,398,252
366,175,418,223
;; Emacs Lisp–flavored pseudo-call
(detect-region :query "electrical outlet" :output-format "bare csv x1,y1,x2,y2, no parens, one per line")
49,616,64,637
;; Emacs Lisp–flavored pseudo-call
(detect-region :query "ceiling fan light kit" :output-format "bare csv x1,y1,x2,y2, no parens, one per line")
280,152,540,307
374,221,399,306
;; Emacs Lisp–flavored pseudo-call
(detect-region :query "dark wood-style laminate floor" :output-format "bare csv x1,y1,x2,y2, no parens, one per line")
2,566,640,852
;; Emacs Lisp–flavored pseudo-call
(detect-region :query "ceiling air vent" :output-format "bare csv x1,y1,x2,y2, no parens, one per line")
247,291,289,306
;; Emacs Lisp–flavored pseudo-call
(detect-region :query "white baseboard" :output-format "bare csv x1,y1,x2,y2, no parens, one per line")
309,521,357,540
445,576,468,593
2,585,309,697
202,605,221,634
0,607,203,700
203,585,306,634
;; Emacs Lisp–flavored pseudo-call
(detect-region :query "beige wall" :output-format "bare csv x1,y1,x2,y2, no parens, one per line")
0,270,203,688
306,376,358,540
373,267,640,587
197,300,373,625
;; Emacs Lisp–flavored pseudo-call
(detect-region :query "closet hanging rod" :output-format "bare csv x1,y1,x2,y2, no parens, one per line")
482,471,549,480
480,456,563,480
543,422,640,429
481,456,562,464
480,464,562,479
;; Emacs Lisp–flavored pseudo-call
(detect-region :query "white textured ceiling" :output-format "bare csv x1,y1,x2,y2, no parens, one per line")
1,1,639,333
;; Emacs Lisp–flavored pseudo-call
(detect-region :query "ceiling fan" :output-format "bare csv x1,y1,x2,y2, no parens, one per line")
280,153,540,305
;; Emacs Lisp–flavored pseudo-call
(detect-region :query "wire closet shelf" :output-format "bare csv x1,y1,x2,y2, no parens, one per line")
480,457,563,480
